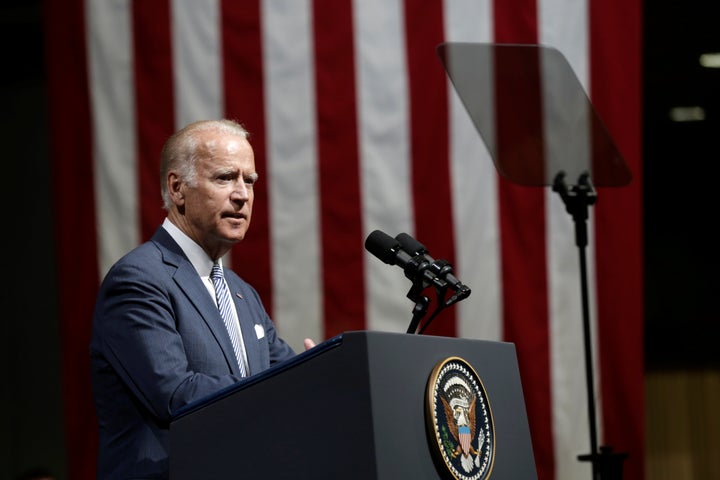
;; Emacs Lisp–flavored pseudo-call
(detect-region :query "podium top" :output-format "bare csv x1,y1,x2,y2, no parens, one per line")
437,42,632,188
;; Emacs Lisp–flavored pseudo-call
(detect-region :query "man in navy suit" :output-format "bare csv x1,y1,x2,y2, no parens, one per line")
90,119,315,479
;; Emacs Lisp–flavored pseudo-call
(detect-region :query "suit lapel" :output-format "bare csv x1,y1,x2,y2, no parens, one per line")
152,228,243,376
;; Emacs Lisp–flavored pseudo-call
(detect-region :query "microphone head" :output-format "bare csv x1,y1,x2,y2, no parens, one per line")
365,230,401,265
395,232,427,255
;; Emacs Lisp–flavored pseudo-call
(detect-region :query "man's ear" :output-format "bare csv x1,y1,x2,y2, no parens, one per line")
168,172,185,205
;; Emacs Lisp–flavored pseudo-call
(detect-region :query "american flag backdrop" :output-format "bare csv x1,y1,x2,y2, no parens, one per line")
44,1,643,479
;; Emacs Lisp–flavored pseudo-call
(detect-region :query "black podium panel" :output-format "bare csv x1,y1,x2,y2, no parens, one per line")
170,331,536,479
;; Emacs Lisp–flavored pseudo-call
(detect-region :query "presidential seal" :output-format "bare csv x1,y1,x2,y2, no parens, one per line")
426,357,495,480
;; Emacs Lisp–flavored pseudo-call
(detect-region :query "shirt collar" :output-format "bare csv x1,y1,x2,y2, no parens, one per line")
162,218,220,277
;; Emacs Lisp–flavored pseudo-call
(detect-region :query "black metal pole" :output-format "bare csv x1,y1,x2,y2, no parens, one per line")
553,172,627,480
577,236,600,478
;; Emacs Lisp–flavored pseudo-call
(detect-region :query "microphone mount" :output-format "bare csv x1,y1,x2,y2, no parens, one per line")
364,230,471,334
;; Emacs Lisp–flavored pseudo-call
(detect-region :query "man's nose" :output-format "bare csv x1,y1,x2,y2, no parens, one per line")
231,181,250,200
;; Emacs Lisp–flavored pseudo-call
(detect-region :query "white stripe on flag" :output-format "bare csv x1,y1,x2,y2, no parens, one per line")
172,0,229,265
262,0,323,351
539,1,599,478
87,0,139,277
444,0,503,342
354,0,415,333
171,0,223,128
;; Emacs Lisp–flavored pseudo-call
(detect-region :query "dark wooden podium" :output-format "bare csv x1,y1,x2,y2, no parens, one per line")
169,331,537,479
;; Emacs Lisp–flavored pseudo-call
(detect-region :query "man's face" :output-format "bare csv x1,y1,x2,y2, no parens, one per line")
175,131,257,259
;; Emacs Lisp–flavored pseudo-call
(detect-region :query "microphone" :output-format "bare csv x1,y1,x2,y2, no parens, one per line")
364,230,446,290
395,232,471,304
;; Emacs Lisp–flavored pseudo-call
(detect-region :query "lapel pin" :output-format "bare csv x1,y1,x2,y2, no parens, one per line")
236,292,244,299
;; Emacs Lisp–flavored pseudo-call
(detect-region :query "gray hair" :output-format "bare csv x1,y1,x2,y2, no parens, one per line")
159,119,249,211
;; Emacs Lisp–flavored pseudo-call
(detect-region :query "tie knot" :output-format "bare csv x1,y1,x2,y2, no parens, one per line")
211,264,223,280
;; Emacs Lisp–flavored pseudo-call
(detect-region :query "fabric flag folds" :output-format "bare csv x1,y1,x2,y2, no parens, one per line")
44,1,643,479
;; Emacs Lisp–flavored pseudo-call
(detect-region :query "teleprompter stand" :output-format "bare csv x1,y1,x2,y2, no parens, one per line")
436,42,634,480
553,172,628,479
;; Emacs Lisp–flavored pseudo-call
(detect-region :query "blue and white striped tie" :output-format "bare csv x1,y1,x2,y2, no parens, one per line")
210,264,247,376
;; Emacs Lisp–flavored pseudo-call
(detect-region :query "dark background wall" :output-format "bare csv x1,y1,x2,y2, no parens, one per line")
2,3,65,480
1,1,718,479
642,0,719,369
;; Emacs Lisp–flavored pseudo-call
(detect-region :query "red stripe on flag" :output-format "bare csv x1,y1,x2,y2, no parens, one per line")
494,2,555,480
404,0,457,337
221,1,275,314
498,179,553,480
494,0,538,44
44,1,98,478
493,46,547,185
590,0,645,478
132,0,175,241
312,0,367,337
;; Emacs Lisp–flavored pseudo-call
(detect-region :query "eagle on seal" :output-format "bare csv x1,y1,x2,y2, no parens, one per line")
442,394,479,459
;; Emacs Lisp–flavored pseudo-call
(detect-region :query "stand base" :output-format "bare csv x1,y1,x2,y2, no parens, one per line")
578,445,628,480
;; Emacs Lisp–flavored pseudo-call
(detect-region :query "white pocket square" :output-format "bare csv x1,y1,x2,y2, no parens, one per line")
254,324,265,339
